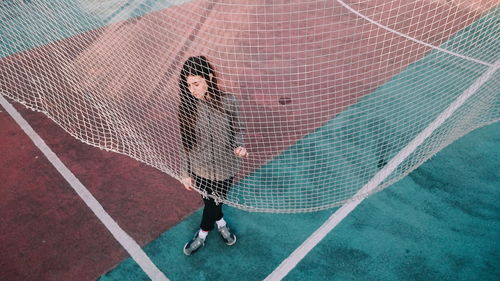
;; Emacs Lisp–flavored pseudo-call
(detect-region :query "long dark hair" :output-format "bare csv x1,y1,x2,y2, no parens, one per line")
178,56,226,152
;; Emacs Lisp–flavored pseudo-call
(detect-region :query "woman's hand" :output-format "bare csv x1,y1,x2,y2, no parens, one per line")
181,177,194,191
234,146,249,158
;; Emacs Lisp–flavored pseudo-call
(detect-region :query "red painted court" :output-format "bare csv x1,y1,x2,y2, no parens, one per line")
1,100,201,280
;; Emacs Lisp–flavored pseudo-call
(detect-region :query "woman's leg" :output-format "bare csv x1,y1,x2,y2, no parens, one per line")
195,176,233,231
200,196,223,231
184,175,236,255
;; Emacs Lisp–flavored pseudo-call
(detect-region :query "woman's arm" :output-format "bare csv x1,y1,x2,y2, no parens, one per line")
227,95,245,148
226,95,248,158
180,150,194,190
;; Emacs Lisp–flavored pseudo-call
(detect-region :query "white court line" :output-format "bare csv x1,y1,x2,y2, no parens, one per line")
336,0,493,67
264,60,499,281
0,95,169,281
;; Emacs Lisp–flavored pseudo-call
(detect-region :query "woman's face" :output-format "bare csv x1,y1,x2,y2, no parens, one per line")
186,75,208,100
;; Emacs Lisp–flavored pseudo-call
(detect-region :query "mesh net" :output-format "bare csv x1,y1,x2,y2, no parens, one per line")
1,0,498,212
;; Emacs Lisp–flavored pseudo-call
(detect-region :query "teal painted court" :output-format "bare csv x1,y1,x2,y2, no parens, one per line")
99,8,499,281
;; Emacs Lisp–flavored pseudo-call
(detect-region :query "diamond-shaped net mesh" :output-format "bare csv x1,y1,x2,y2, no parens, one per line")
1,0,498,212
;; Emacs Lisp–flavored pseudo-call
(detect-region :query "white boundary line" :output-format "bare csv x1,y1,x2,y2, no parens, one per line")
336,0,493,67
264,60,499,281
0,95,169,281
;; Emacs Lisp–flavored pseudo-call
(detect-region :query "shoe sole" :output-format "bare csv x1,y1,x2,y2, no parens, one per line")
225,235,236,246
183,242,192,255
183,242,203,255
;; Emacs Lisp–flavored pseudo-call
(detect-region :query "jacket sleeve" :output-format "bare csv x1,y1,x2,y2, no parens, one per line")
226,94,245,148
180,149,191,178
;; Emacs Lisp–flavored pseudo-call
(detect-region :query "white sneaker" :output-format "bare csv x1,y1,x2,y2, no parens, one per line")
218,225,236,246
183,231,205,255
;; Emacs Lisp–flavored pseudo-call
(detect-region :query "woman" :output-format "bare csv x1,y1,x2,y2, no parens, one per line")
178,56,248,255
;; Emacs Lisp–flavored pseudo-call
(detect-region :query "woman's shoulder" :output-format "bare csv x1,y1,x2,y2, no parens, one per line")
221,92,238,104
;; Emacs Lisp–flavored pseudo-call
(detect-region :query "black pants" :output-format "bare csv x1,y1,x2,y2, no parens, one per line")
193,175,233,231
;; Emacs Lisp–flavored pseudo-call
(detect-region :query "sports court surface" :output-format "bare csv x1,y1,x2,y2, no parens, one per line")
1,1,499,281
